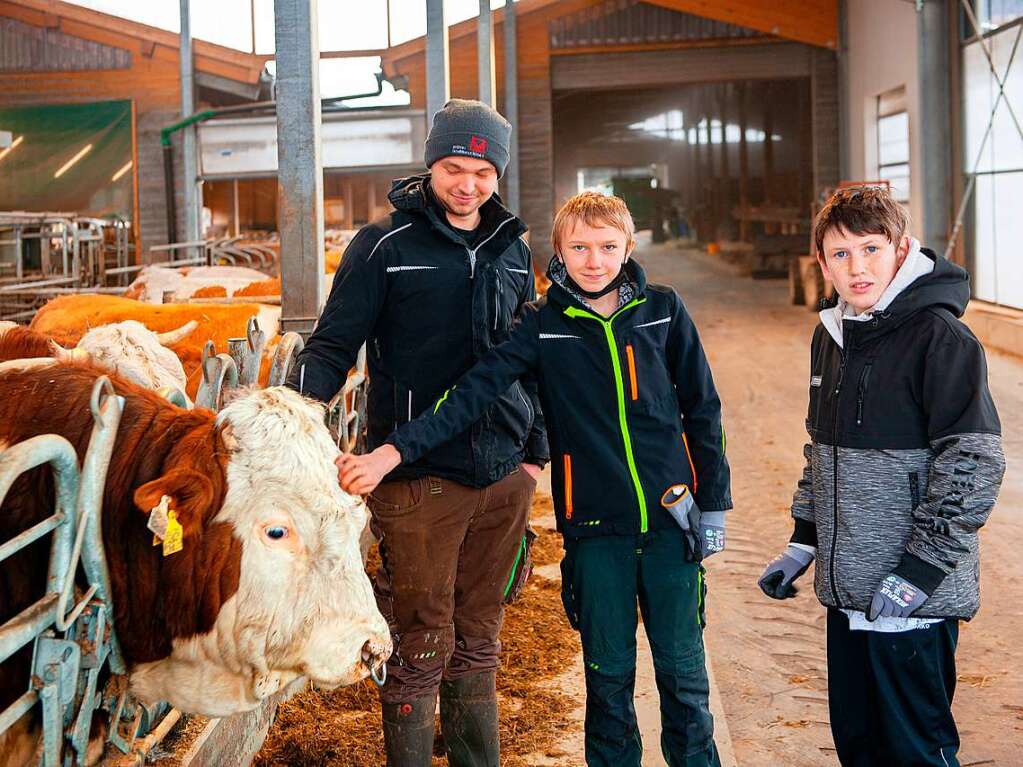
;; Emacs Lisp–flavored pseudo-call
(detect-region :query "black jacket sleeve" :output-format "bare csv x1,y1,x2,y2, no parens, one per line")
665,292,732,512
388,307,541,464
285,226,388,402
894,323,1006,594
515,243,549,467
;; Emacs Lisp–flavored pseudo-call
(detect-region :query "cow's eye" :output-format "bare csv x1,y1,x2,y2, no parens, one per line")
265,526,289,540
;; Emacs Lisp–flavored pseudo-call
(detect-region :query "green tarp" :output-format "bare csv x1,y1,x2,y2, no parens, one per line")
0,99,132,218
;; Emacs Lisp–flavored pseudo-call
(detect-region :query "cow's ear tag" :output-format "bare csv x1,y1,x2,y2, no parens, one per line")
162,511,184,557
148,495,171,546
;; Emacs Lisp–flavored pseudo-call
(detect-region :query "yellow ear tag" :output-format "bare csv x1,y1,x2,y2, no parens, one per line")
162,510,184,556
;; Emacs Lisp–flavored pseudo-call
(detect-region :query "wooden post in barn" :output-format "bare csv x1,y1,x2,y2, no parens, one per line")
477,0,495,107
717,84,731,241
274,0,325,337
763,81,776,206
737,82,750,241
426,0,450,123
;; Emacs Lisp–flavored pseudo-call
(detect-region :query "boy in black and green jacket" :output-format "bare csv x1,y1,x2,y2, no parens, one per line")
342,192,731,766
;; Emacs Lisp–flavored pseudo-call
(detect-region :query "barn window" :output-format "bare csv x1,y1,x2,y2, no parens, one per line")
876,86,910,204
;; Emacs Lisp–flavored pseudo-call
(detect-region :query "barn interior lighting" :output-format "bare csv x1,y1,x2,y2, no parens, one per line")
0,135,24,162
54,143,93,178
111,161,133,182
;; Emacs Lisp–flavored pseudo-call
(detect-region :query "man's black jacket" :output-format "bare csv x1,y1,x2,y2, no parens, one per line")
285,174,548,487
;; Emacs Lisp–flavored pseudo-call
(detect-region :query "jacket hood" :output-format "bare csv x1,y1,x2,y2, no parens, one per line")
386,173,525,244
545,255,647,312
820,240,970,347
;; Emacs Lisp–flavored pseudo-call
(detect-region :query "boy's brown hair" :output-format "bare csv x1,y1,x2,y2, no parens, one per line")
813,185,910,257
551,191,636,253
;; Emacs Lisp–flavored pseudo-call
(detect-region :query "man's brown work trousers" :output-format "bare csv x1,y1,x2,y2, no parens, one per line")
368,469,534,705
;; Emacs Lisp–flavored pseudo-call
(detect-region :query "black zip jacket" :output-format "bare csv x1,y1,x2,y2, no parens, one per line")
286,174,548,487
789,249,1005,619
389,258,732,539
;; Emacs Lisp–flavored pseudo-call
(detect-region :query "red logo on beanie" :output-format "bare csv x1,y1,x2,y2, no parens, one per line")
469,135,488,154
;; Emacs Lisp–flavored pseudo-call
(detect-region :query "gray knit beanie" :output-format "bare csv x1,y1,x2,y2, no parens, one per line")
425,99,511,177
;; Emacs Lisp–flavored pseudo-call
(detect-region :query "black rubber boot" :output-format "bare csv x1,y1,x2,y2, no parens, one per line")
382,695,436,767
439,671,500,767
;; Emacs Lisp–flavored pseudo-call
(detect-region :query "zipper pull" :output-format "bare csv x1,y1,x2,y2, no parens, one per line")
856,393,864,426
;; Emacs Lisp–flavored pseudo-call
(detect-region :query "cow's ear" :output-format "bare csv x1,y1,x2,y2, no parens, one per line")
134,468,215,537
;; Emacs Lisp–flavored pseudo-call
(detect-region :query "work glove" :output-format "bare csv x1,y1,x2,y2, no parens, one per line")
699,511,726,559
867,574,929,621
758,544,815,599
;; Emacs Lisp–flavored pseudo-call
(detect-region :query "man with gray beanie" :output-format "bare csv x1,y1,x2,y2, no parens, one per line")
288,99,547,767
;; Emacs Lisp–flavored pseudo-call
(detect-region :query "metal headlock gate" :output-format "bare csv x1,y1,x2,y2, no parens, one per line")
0,376,176,766
0,322,368,765
196,315,368,454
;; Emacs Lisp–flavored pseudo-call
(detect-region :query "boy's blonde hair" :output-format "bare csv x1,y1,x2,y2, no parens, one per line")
551,192,636,254
813,185,910,257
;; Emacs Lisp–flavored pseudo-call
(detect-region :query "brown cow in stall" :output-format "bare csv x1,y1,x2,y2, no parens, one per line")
0,362,391,763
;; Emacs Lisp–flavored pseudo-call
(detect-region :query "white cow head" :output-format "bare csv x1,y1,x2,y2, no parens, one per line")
128,386,391,716
69,320,196,393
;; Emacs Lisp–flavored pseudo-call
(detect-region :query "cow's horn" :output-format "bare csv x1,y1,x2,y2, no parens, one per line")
48,340,74,360
157,320,198,346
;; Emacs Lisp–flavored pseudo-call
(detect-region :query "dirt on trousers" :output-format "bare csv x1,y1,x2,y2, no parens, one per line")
253,493,580,767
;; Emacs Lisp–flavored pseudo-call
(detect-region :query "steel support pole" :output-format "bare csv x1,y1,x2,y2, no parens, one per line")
179,0,202,253
918,0,952,254
426,0,450,124
478,1,496,107
274,0,325,337
503,0,520,215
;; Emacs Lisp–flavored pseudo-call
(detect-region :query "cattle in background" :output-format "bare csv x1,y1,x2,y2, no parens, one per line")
72,320,196,393
30,294,280,390
0,362,391,728
0,319,197,395
124,265,271,304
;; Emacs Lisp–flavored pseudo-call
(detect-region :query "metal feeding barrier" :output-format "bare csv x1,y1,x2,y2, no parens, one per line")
194,316,368,457
0,376,177,766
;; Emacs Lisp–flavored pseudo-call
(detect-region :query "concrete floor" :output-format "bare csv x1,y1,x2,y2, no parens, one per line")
538,238,1023,765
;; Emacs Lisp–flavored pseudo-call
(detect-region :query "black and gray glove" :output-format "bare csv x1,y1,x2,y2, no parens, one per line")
758,544,815,599
699,511,726,559
867,574,929,620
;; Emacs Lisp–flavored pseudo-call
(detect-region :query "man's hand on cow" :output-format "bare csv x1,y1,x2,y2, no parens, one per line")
337,445,402,496
521,463,542,482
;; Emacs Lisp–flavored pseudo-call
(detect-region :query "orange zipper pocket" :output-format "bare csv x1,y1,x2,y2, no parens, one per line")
564,454,574,519
625,344,638,401
682,433,698,493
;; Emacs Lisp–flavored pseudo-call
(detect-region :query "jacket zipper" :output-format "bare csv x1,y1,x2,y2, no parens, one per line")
564,454,574,519
515,384,533,422
625,344,638,400
855,363,873,426
564,298,648,531
494,270,505,330
466,215,515,278
829,345,848,608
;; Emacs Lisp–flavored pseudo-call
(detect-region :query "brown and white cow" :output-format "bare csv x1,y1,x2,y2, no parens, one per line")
0,362,391,724
0,320,196,394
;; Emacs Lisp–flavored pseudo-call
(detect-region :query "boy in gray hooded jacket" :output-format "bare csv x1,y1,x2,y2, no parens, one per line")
758,186,1005,767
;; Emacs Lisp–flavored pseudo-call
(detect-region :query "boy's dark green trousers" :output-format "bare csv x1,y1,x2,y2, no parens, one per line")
561,527,720,767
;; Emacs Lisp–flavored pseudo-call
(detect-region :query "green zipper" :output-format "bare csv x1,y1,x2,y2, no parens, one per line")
503,534,527,598
564,297,649,532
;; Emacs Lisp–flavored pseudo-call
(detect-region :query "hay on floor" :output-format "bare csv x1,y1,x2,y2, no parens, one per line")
254,523,579,766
